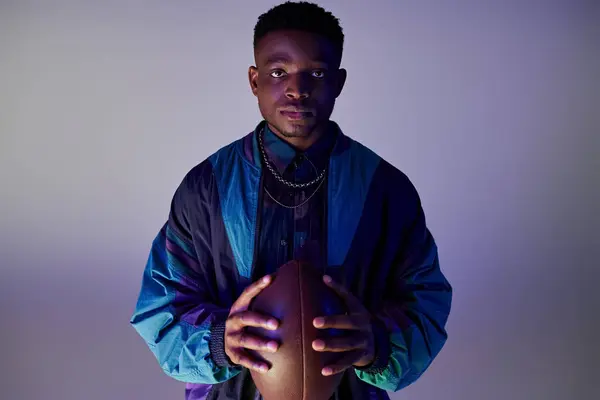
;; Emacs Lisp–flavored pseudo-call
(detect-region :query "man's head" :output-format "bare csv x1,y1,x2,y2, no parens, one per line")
249,2,347,147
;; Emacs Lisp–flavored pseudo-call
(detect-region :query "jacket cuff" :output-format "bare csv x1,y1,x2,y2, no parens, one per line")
209,319,236,368
355,318,390,374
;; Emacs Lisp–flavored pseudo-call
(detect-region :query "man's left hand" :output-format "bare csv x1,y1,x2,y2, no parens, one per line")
312,275,376,376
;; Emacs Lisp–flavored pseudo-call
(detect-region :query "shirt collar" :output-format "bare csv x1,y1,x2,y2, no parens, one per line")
257,122,338,174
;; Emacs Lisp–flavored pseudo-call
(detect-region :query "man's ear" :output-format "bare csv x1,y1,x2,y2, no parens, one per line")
334,68,347,98
248,66,259,97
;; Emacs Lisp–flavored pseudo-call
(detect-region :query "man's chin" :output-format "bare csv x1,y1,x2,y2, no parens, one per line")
280,130,311,138
278,121,317,138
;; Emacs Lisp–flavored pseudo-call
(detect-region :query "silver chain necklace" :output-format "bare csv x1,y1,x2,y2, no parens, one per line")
264,178,326,209
258,126,327,209
257,127,326,189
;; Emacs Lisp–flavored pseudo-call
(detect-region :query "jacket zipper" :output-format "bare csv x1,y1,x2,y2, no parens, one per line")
250,170,264,282
322,174,329,277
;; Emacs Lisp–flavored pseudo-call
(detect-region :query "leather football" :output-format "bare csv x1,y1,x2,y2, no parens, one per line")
246,260,348,400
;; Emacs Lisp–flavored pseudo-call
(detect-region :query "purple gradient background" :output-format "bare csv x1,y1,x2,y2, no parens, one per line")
1,1,598,399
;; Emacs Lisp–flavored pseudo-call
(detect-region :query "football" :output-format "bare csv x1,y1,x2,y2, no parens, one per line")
246,260,348,400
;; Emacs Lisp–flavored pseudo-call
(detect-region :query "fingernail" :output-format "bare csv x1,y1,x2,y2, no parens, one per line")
257,364,267,373
313,317,324,327
262,276,271,284
267,341,278,352
313,339,325,350
323,275,332,283
322,367,332,376
267,319,278,329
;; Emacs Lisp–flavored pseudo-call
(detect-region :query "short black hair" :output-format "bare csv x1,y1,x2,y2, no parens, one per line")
253,1,344,59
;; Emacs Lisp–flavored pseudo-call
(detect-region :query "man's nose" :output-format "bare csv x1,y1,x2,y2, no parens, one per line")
285,72,312,100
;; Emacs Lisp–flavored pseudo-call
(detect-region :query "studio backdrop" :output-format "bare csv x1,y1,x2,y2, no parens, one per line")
1,1,597,399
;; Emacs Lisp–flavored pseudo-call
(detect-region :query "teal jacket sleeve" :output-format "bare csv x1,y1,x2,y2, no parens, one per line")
129,178,241,384
354,182,452,392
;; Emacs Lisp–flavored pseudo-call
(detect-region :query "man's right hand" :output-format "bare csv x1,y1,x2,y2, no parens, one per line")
224,274,279,373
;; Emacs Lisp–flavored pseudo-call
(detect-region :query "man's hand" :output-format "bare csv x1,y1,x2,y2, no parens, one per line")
224,275,280,373
312,275,376,376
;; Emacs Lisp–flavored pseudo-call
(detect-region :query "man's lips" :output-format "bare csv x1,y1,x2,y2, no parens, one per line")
280,109,314,119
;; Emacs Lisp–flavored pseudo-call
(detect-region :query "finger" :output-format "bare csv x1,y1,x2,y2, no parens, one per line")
321,350,364,376
313,314,369,330
229,331,279,353
229,348,270,373
230,275,272,313
228,310,279,330
312,335,368,353
322,275,363,310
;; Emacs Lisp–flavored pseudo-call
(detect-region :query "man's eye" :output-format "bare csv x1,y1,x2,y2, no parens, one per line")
270,70,286,78
312,70,326,79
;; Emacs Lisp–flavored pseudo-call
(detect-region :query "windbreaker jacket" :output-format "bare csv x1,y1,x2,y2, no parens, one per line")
130,121,453,399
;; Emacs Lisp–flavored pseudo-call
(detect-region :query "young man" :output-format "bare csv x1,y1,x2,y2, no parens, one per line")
130,2,452,399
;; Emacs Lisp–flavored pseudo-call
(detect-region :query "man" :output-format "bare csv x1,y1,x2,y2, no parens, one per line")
130,2,452,399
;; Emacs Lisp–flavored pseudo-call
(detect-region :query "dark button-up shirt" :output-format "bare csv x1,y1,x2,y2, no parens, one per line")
254,124,338,279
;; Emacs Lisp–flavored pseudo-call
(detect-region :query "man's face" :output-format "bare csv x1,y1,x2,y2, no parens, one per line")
249,30,346,141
